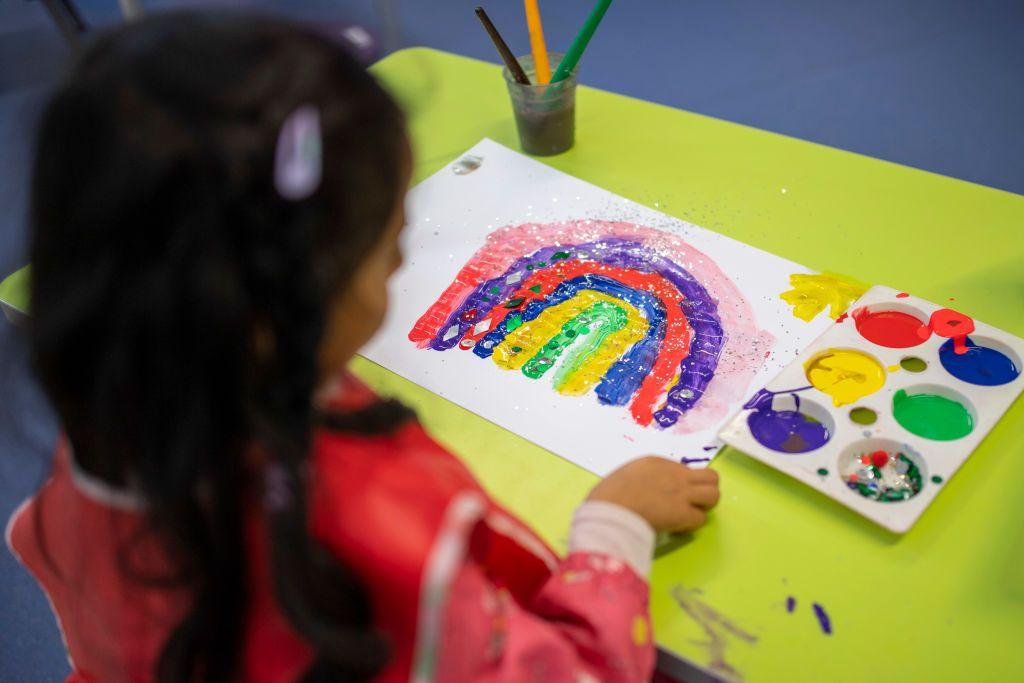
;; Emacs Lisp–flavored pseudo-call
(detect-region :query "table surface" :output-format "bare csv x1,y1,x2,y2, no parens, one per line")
3,47,1023,682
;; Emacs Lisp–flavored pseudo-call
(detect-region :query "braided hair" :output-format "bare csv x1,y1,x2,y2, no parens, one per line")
28,12,409,681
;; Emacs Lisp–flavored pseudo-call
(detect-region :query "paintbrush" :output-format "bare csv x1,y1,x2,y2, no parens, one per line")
475,6,531,85
550,0,614,83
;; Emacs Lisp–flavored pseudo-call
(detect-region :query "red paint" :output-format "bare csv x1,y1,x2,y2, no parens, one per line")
848,473,859,483
929,309,975,355
896,292,909,298
859,454,871,466
461,308,478,321
835,312,849,324
853,308,929,348
871,451,889,468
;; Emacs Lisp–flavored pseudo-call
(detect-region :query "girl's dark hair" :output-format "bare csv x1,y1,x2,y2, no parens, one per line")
28,12,409,682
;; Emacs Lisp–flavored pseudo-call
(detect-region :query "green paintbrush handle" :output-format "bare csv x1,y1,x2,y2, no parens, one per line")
550,0,614,83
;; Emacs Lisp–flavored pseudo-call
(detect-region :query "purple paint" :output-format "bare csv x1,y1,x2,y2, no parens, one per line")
681,456,712,465
812,603,832,635
428,239,724,427
786,596,796,613
745,388,829,453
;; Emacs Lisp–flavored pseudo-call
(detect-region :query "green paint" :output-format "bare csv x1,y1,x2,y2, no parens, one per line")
931,475,943,484
528,284,542,293
551,304,630,390
504,297,525,308
510,346,522,353
893,389,973,441
505,313,523,331
817,468,829,476
536,261,546,267
552,251,571,261
489,286,501,295
521,301,627,380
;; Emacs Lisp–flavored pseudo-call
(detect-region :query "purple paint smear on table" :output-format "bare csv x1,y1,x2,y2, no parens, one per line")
812,602,832,635
681,456,712,465
786,596,796,613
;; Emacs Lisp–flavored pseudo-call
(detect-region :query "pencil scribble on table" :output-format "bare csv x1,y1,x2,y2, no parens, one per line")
672,585,758,682
409,220,775,433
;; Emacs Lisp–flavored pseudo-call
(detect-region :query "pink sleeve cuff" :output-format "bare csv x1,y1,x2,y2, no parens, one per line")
568,501,655,577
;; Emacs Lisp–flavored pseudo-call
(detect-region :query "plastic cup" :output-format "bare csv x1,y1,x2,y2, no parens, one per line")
503,53,577,156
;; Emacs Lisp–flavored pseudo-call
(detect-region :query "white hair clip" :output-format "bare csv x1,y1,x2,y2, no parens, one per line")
274,104,322,200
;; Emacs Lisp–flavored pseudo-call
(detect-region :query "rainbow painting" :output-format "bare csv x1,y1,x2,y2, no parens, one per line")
409,219,776,434
363,139,833,475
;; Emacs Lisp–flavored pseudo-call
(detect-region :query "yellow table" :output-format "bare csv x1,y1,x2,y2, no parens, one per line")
4,48,1023,682
361,49,1024,682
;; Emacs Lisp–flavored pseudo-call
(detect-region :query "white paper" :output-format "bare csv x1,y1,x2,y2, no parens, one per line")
362,139,832,476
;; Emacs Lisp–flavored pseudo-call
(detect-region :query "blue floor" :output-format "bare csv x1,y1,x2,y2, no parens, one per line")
1,1,1021,680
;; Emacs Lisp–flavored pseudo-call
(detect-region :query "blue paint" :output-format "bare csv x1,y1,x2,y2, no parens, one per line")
939,336,1019,386
812,602,832,635
786,596,796,613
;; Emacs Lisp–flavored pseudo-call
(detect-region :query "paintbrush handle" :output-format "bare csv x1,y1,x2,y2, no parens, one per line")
524,0,552,85
551,0,614,83
475,6,531,85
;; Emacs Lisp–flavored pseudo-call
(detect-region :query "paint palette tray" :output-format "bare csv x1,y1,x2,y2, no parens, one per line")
719,285,1024,533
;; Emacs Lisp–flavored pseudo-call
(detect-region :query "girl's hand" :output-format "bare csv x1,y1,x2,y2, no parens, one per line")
587,456,720,533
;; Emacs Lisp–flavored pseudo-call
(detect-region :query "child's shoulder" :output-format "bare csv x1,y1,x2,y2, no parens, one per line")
308,416,489,622
310,370,487,546
312,413,477,498
314,371,479,496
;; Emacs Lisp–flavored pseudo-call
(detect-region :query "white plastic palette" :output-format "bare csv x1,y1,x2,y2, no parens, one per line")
719,285,1024,533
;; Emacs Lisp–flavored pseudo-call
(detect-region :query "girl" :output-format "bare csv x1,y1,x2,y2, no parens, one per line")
7,12,720,683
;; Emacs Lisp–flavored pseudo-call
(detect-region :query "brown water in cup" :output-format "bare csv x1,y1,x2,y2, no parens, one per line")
512,102,576,155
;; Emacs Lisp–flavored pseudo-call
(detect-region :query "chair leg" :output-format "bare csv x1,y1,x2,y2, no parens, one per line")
37,0,88,49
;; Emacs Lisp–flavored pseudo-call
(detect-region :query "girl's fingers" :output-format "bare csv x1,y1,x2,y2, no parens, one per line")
686,467,719,485
689,483,721,510
679,506,707,532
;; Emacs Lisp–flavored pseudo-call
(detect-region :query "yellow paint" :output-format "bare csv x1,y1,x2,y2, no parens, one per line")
555,315,646,396
631,615,649,646
888,365,900,373
805,348,886,406
780,273,868,322
492,292,646,387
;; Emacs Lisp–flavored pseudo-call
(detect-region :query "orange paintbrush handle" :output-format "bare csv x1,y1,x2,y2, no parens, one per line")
524,0,552,84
